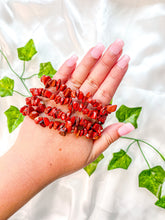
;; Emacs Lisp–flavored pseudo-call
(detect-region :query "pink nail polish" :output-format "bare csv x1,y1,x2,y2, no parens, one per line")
91,43,105,59
117,55,130,69
109,39,124,55
118,123,135,136
66,55,78,67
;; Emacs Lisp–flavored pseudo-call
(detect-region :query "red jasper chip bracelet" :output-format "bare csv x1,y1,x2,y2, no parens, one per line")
20,75,117,140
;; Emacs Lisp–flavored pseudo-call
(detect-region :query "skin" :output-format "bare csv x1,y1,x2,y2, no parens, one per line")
0,40,130,219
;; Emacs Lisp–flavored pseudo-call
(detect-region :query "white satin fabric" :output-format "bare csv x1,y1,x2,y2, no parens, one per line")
0,0,165,219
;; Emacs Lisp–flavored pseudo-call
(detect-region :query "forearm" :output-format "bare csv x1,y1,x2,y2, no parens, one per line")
0,143,58,219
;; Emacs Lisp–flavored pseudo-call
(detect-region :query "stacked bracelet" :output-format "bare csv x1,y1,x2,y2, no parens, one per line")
20,75,117,140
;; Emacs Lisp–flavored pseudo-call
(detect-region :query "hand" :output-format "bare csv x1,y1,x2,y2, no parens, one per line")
14,39,134,181
0,40,135,219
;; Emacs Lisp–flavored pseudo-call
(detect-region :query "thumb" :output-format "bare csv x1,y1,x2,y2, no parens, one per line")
88,123,135,162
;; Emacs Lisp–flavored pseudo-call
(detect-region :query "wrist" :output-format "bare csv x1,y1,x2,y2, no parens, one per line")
0,142,60,219
12,140,59,187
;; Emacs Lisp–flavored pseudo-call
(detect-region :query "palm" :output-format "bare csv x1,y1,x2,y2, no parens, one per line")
17,116,92,177
16,40,130,178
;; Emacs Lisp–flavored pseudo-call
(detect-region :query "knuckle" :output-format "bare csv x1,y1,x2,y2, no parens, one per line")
100,59,110,71
104,133,115,146
81,60,90,69
100,53,117,71
70,77,82,89
86,77,99,90
57,71,66,79
98,88,112,101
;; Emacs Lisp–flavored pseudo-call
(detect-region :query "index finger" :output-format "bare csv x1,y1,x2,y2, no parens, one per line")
53,55,78,83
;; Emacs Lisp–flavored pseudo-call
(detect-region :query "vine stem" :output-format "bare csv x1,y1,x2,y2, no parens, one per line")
0,50,31,96
22,73,38,80
126,140,136,153
13,90,27,97
139,140,165,161
120,136,138,141
21,61,25,77
0,50,20,78
137,140,151,169
20,78,31,96
121,136,165,161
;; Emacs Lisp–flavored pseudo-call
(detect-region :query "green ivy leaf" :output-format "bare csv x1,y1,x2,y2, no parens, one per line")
17,39,37,61
139,166,165,198
155,196,165,209
0,76,14,97
84,154,104,176
4,106,24,133
116,105,142,128
108,149,132,170
38,62,57,78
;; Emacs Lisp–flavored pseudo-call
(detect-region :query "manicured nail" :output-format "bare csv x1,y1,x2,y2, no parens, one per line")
66,55,78,67
109,39,124,55
117,55,130,69
118,123,135,136
91,43,105,59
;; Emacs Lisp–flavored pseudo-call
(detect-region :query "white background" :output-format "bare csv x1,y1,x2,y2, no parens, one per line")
0,0,165,219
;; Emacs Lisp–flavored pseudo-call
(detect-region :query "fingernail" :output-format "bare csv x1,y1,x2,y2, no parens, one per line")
117,55,130,69
118,123,135,136
109,39,124,55
91,43,105,59
66,55,78,67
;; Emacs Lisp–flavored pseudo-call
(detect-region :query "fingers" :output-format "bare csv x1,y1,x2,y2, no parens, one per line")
88,123,135,163
93,55,130,105
53,55,78,82
53,40,129,107
80,39,124,95
67,43,105,90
